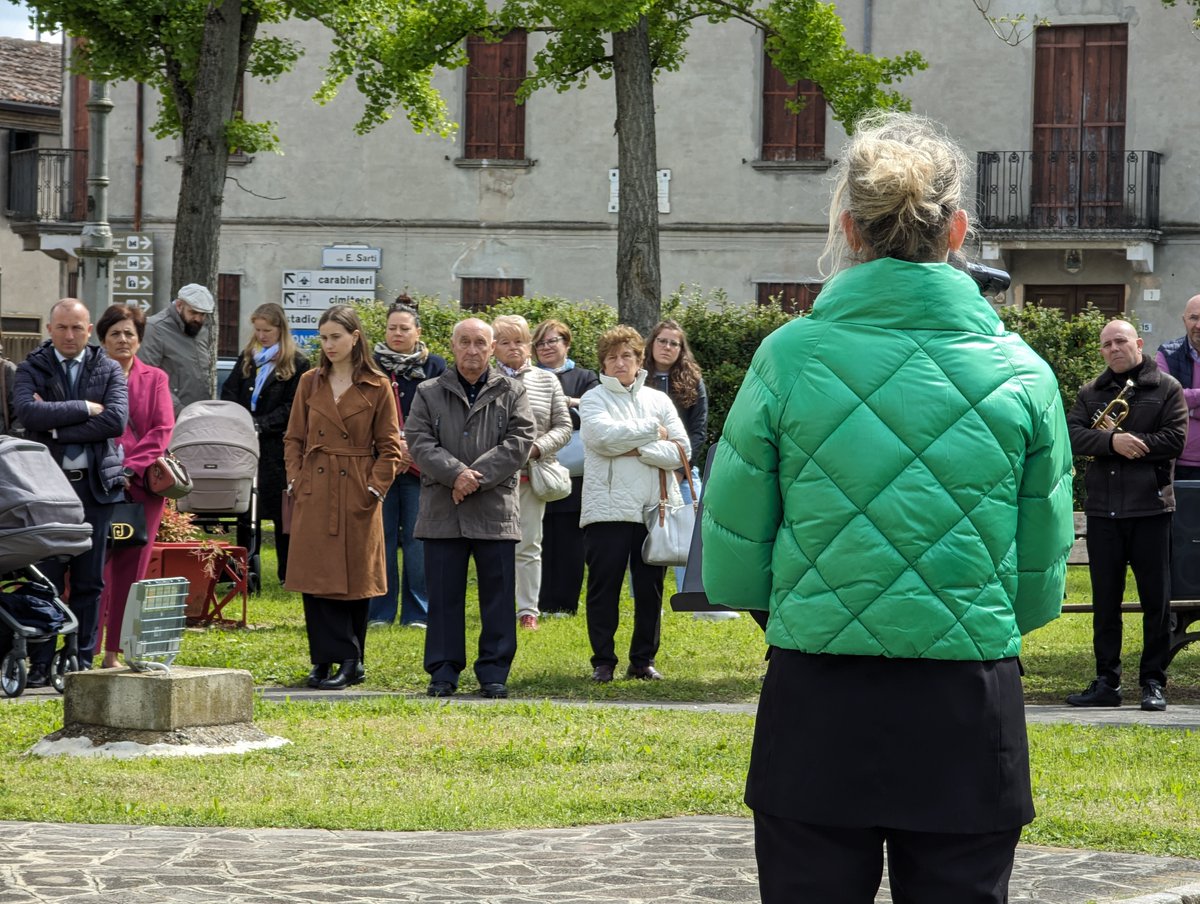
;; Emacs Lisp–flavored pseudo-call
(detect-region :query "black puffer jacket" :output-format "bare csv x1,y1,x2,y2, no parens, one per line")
1067,358,1187,517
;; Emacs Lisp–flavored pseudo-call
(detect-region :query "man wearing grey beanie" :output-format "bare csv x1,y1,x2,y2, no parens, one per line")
139,283,215,413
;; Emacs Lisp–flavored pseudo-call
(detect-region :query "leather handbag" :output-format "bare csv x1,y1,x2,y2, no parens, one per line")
145,453,193,500
528,456,572,502
641,440,698,568
108,500,148,548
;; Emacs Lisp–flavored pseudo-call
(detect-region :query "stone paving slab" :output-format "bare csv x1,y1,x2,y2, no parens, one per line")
2,818,1200,904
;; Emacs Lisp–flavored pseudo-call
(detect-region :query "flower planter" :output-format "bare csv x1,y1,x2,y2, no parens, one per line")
145,541,249,626
144,542,218,620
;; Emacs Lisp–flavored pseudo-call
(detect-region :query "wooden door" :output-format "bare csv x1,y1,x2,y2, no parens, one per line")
1026,284,1125,318
1032,25,1127,228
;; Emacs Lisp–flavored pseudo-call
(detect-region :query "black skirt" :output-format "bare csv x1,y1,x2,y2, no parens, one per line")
745,649,1033,834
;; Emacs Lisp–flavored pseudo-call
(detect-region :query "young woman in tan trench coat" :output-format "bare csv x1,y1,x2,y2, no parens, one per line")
284,305,401,690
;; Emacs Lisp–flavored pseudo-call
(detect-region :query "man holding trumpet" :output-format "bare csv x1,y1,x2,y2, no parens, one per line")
1066,319,1186,710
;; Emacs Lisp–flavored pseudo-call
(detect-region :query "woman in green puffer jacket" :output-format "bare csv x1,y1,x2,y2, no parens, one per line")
701,112,1074,904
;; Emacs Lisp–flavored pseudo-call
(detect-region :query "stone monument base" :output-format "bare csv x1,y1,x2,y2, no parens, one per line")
32,666,289,758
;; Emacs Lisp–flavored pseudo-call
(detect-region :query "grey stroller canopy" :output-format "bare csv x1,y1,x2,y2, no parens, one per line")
0,436,92,572
171,400,260,515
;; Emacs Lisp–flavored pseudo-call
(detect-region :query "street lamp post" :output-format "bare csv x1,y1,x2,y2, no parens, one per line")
77,79,115,320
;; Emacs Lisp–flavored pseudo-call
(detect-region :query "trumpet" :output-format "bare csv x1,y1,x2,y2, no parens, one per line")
1091,379,1135,429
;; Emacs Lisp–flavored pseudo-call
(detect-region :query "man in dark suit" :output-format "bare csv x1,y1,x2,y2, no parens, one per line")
14,299,128,685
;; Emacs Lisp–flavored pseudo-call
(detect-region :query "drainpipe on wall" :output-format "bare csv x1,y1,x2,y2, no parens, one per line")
134,82,143,231
864,0,873,53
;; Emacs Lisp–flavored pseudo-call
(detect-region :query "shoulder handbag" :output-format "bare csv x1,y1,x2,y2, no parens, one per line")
557,430,585,478
145,452,194,500
641,440,698,568
392,376,421,477
529,455,572,502
108,498,148,549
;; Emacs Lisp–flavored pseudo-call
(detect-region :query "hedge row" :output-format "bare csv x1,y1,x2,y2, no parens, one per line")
351,292,1115,492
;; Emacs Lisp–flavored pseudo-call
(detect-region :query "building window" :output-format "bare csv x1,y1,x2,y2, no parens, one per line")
463,31,527,161
217,273,241,357
461,277,524,311
761,52,826,162
756,282,822,315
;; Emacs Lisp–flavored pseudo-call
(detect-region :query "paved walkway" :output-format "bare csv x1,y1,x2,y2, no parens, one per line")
4,692,1200,902
2,817,1200,904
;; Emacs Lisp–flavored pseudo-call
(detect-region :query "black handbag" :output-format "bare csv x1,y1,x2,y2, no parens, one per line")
108,501,148,548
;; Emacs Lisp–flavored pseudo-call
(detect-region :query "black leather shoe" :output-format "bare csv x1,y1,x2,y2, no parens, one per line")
306,663,330,689
26,666,49,689
626,664,663,681
1066,677,1121,707
591,664,614,683
480,682,508,699
318,660,360,690
1141,680,1167,712
427,680,456,698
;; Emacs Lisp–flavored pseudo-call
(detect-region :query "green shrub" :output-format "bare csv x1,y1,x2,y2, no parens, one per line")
351,295,618,371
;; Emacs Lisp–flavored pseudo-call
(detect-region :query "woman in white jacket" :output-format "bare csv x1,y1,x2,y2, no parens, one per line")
579,325,690,682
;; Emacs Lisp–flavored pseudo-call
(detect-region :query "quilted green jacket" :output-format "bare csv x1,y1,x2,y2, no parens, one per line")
701,258,1074,660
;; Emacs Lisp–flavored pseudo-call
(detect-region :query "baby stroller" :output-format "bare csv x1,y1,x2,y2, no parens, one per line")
0,436,91,697
170,400,262,593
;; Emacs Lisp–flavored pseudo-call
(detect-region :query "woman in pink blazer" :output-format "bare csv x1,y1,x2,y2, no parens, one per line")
96,304,175,667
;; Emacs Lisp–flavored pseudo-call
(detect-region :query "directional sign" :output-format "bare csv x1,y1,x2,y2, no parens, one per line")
321,245,383,269
282,289,376,309
282,269,377,290
112,232,155,310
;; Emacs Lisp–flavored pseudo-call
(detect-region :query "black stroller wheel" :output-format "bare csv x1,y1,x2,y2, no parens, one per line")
1,651,26,698
49,650,79,695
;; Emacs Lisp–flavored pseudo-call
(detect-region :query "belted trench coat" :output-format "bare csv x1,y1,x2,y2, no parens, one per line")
283,368,401,600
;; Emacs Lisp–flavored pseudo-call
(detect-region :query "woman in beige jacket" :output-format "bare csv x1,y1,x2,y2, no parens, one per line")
492,315,572,630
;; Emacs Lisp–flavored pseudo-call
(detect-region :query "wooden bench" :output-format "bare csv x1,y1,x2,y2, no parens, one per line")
1063,511,1200,666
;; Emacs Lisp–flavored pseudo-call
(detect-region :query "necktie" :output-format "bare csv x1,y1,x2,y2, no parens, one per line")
62,358,86,462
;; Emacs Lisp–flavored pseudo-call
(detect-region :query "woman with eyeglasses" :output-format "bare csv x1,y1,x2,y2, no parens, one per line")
645,320,728,613
532,319,599,616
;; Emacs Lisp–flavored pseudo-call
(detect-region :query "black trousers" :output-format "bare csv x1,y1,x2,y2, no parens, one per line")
35,473,114,668
1174,465,1200,480
754,812,1020,904
302,594,368,664
539,484,585,614
583,521,663,669
1086,513,1172,687
423,537,517,686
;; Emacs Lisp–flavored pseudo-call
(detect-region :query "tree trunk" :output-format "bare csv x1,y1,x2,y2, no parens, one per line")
169,0,255,394
612,16,661,337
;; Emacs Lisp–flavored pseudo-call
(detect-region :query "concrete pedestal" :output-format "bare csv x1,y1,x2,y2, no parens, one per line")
63,666,253,731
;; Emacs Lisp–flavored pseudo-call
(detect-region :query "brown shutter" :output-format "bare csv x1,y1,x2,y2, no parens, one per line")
461,278,525,311
761,51,825,162
756,282,821,314
465,31,526,160
1032,25,1127,228
217,274,241,357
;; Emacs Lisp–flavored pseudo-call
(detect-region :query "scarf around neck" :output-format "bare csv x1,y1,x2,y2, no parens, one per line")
251,344,279,412
538,358,576,375
375,341,429,382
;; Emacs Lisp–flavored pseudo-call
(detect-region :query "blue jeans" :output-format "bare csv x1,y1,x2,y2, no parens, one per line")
368,472,428,625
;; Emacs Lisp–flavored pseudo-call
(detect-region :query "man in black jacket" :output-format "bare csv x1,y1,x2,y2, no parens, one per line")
1066,319,1187,711
14,299,128,685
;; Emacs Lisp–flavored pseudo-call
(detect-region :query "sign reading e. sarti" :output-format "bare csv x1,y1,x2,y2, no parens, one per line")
321,245,383,269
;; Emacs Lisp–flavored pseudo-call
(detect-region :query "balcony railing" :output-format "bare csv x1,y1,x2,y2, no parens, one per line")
6,148,87,223
976,150,1161,231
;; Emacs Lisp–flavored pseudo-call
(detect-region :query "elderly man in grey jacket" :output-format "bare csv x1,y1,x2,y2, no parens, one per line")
406,317,535,700
138,283,215,414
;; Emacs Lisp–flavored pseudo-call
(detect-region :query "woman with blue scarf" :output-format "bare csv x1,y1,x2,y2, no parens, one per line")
222,303,310,583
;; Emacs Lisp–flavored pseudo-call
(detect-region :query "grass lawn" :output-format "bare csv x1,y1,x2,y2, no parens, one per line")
1,534,1198,858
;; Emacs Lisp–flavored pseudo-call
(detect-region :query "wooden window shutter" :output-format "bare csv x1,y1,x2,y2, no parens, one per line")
761,51,825,162
461,277,525,312
756,282,821,315
217,274,241,357
465,31,526,160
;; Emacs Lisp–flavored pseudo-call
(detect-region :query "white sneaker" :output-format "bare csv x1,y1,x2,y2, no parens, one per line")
367,620,391,629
